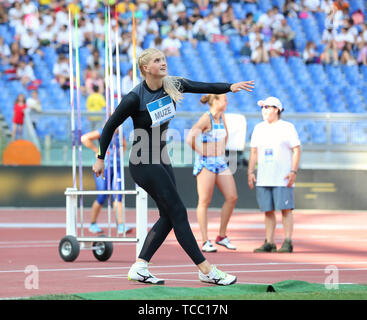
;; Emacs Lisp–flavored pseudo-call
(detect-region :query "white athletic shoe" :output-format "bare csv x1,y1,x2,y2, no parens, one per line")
202,240,217,252
215,236,237,250
127,262,164,285
199,266,237,286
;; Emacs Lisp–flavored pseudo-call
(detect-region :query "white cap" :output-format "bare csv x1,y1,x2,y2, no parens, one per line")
257,96,283,112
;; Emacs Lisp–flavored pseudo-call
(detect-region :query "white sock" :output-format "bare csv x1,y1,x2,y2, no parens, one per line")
133,261,148,268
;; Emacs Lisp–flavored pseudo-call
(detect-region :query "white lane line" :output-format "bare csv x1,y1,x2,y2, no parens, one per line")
2,262,367,274
88,268,367,279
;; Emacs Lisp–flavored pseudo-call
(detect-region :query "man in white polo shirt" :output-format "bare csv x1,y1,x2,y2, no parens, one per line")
248,97,301,253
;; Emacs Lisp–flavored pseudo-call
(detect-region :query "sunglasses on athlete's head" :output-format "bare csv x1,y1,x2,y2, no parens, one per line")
261,105,277,109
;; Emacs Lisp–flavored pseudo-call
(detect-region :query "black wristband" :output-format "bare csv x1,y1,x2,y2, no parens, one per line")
291,170,297,174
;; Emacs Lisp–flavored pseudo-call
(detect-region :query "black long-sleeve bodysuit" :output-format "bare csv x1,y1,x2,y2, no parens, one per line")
98,78,232,265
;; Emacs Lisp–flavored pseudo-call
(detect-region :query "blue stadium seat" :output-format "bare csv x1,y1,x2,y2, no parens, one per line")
342,65,364,89
299,14,322,46
350,124,367,144
308,121,328,144
331,123,348,144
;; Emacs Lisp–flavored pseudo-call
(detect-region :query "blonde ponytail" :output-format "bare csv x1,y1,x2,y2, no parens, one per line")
162,76,183,103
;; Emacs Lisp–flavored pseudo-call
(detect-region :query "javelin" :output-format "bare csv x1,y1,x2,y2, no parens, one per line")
107,5,120,234
104,6,112,237
132,4,137,86
114,8,128,236
68,9,76,189
74,12,84,237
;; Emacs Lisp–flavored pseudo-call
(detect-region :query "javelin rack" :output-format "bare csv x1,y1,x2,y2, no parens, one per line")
58,188,148,262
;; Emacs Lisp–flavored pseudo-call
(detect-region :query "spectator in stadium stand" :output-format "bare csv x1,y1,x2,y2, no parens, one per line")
26,90,42,130
67,0,81,17
282,0,301,18
11,94,27,141
150,1,169,26
174,21,198,47
271,6,285,30
20,28,40,55
167,0,186,23
8,2,23,29
192,14,207,41
0,3,9,24
357,26,367,66
273,18,297,53
37,17,52,46
332,3,350,30
55,3,69,28
302,41,321,64
85,69,104,96
87,48,104,70
21,0,38,16
320,0,334,15
195,0,209,11
189,7,203,25
137,15,160,42
78,16,94,48
162,31,182,57
176,10,190,26
16,60,37,88
333,0,349,12
0,36,11,65
9,41,21,69
81,0,99,15
266,34,285,58
38,0,52,11
249,26,270,63
239,12,255,37
320,26,339,65
302,0,322,13
335,26,356,65
86,84,106,131
256,8,275,37
55,24,69,55
53,54,70,91
121,68,135,96
248,97,301,253
148,35,163,51
220,5,240,36
205,12,221,40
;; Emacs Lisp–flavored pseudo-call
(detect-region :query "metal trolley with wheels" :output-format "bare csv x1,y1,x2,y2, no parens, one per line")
59,187,148,262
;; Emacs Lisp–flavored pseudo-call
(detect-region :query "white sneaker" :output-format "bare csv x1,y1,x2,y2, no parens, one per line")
215,236,237,250
199,266,237,286
127,262,164,285
202,240,217,252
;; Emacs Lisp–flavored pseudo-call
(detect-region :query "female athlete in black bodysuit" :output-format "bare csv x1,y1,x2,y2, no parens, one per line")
93,48,254,285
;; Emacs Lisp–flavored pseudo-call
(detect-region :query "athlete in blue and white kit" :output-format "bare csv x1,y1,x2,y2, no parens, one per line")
81,129,131,234
93,48,254,285
187,94,238,253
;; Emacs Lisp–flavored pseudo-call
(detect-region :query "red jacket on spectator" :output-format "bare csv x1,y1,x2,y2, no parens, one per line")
13,102,27,125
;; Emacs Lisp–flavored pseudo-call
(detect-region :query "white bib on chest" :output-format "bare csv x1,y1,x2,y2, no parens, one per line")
146,95,175,127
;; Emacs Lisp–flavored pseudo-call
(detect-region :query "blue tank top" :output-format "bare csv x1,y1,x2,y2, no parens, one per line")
201,111,227,143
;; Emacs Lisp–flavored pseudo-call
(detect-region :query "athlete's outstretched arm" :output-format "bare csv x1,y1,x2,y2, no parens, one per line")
179,78,254,94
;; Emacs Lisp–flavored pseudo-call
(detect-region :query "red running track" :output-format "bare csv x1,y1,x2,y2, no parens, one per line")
0,208,367,298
